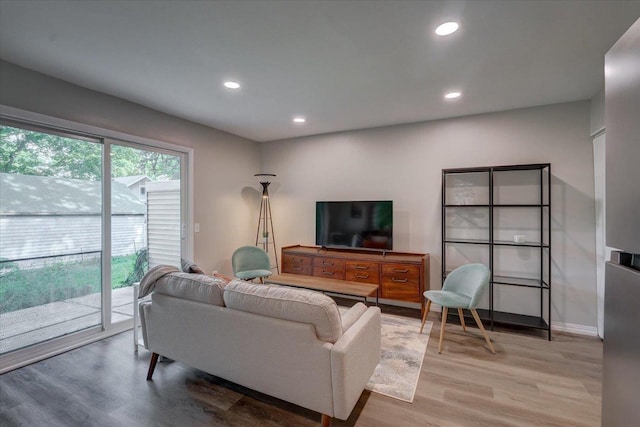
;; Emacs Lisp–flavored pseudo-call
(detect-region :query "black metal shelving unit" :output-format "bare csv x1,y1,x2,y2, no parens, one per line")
441,163,551,340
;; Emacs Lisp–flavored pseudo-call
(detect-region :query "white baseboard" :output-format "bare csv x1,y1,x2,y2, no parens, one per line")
551,321,598,337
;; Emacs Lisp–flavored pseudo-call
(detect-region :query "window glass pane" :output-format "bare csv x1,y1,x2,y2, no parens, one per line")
0,124,102,354
110,144,182,325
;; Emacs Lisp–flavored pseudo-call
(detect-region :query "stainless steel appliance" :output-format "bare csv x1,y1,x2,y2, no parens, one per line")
602,17,640,426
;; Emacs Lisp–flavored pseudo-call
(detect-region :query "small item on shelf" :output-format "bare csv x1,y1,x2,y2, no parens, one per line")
513,235,526,243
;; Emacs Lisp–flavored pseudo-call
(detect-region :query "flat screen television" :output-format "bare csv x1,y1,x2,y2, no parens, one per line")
316,201,393,250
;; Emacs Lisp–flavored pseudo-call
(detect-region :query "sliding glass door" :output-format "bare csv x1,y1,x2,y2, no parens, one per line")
1,119,189,365
109,143,183,325
0,123,103,354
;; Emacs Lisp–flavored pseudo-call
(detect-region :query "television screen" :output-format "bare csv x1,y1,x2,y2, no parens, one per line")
316,201,393,250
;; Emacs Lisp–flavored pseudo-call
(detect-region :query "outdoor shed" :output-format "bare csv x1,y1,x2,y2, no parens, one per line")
0,173,146,267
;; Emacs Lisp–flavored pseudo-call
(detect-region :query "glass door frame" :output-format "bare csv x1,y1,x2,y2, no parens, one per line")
0,105,193,372
105,138,190,327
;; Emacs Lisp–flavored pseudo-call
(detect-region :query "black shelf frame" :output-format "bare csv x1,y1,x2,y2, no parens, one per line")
447,309,549,330
442,163,552,340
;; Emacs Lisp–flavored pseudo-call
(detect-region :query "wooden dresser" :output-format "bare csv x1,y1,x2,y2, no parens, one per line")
282,245,429,313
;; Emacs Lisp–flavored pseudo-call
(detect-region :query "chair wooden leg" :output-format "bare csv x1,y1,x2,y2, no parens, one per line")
457,308,466,331
470,309,496,354
147,352,159,380
321,414,331,427
420,299,432,333
438,307,448,354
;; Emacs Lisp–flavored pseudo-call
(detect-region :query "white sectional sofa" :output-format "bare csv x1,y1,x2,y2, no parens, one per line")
139,274,381,425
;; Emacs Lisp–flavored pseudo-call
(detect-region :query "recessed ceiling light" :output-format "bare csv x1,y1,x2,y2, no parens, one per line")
444,91,462,99
223,81,240,89
293,116,306,124
435,21,459,36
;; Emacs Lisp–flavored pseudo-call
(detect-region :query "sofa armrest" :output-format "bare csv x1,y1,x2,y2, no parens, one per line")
340,302,368,332
330,306,381,420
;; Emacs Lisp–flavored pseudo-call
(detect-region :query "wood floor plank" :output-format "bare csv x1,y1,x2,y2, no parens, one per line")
0,305,603,426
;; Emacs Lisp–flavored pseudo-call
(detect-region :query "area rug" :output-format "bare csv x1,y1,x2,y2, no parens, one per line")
365,312,432,403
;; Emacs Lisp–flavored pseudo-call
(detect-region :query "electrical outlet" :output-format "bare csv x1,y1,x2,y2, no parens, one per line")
194,223,200,232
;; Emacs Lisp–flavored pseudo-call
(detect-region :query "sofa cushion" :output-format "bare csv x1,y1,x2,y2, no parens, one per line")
340,302,368,332
154,272,227,306
223,280,343,343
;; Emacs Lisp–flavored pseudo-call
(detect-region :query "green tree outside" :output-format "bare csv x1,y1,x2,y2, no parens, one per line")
1,125,180,180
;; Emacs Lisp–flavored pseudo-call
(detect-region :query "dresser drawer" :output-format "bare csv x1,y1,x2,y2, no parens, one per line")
314,257,345,269
282,254,312,275
381,263,421,302
313,266,345,280
313,257,346,279
345,261,380,284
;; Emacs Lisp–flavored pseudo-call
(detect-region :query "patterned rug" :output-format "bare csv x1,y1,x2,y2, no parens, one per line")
365,312,432,402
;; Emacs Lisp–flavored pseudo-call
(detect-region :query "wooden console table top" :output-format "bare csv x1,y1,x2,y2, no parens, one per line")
281,245,426,263
266,273,379,298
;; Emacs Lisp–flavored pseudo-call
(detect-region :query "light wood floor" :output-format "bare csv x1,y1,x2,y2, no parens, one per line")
0,305,602,427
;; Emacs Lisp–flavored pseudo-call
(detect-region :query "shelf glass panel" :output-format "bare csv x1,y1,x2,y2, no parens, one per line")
444,171,490,205
493,169,542,205
492,311,549,329
444,204,491,208
447,309,549,330
444,238,490,245
493,204,550,208
444,206,490,242
492,275,549,288
493,240,548,248
443,245,490,275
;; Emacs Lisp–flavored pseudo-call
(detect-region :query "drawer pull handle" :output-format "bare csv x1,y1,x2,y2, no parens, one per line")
321,262,334,266
393,268,409,273
392,277,408,283
355,265,369,270
291,267,303,271
322,271,335,276
355,273,369,279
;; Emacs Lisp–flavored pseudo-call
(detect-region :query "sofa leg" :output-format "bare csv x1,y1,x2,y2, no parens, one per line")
147,352,159,380
321,414,331,427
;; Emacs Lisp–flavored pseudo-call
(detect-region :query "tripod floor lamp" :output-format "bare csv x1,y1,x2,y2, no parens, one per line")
254,173,279,273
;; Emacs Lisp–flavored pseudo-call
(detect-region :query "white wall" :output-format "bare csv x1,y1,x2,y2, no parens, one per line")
261,102,598,328
0,60,261,276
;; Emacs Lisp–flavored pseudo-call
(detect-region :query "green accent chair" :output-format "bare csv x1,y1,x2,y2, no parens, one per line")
420,263,496,354
232,246,273,283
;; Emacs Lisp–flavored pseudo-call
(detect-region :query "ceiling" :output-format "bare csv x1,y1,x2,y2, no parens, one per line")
1,1,639,142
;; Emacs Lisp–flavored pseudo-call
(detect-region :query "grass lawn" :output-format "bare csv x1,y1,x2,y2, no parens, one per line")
0,254,138,313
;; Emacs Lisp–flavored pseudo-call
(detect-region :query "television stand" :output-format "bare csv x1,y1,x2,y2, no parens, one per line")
281,245,430,315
